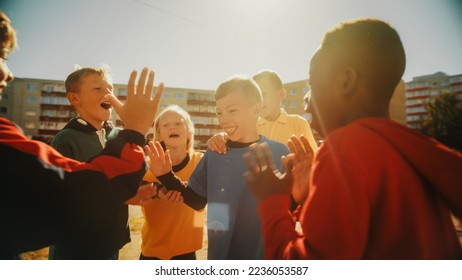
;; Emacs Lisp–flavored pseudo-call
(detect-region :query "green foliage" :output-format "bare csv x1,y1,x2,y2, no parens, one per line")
421,93,462,151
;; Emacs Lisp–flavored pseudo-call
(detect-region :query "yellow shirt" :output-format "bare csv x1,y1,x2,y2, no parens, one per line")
256,109,318,152
141,152,205,259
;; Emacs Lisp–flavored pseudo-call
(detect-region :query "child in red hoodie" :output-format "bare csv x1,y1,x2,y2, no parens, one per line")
243,18,462,259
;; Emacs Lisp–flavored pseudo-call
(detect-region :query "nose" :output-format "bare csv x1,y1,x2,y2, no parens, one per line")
303,90,310,103
5,63,14,82
304,91,311,113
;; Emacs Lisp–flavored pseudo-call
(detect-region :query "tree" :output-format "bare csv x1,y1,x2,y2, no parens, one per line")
421,92,462,151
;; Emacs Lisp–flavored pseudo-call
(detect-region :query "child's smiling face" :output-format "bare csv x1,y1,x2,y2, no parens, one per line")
215,90,261,143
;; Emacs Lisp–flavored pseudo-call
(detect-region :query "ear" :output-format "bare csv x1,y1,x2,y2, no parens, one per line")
67,92,81,107
279,88,287,100
254,102,263,116
341,67,358,96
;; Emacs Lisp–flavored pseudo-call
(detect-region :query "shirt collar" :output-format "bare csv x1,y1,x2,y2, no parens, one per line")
257,108,288,125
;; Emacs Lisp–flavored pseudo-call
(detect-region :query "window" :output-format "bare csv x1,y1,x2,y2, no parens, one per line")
405,99,424,106
44,85,54,93
290,101,297,109
175,93,184,99
58,110,70,118
27,83,39,92
24,109,38,117
406,115,425,122
24,122,36,129
406,107,426,114
405,90,430,98
42,96,69,105
42,110,57,117
405,82,429,90
25,96,38,104
0,107,7,113
289,88,297,95
449,76,462,83
163,92,170,98
451,85,462,92
118,88,127,97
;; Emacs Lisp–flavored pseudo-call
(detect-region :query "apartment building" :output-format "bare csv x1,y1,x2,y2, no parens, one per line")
1,78,220,149
405,72,462,129
1,75,411,146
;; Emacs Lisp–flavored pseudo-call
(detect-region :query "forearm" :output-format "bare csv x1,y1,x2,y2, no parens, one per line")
157,171,207,210
259,194,307,259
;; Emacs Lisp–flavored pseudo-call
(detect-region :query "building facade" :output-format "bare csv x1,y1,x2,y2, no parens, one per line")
4,74,433,146
1,78,220,149
405,72,462,129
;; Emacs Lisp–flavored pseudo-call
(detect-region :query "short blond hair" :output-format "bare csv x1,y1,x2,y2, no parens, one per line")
154,105,195,154
214,75,262,105
65,65,112,93
253,69,283,89
0,11,17,53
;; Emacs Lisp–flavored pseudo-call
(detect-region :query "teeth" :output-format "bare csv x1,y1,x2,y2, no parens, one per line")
224,127,237,134
100,102,112,109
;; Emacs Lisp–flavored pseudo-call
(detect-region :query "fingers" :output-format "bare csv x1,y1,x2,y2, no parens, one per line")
207,133,228,154
145,70,155,99
243,151,259,179
127,69,137,99
168,190,183,203
281,155,289,174
243,143,276,177
252,142,269,172
105,94,123,113
136,67,149,97
243,170,256,186
151,81,164,110
288,135,307,162
300,135,314,157
158,188,182,203
154,141,164,156
261,142,277,171
217,133,228,153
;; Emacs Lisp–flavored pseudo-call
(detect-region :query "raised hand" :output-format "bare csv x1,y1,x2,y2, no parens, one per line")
107,67,164,136
158,187,184,204
243,142,293,203
145,141,172,177
125,182,158,206
207,132,229,154
286,135,314,204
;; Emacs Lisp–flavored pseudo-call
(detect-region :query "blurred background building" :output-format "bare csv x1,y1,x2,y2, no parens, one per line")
2,72,460,147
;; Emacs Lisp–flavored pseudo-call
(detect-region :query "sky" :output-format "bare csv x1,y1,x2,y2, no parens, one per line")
2,0,462,90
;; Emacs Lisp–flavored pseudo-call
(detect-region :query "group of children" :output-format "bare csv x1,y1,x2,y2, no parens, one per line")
1,10,461,260
47,66,309,260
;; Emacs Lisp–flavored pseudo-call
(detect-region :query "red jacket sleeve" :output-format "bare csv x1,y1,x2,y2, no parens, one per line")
0,118,147,257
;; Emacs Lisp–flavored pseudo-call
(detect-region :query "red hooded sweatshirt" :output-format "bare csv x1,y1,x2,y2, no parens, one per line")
259,118,462,259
